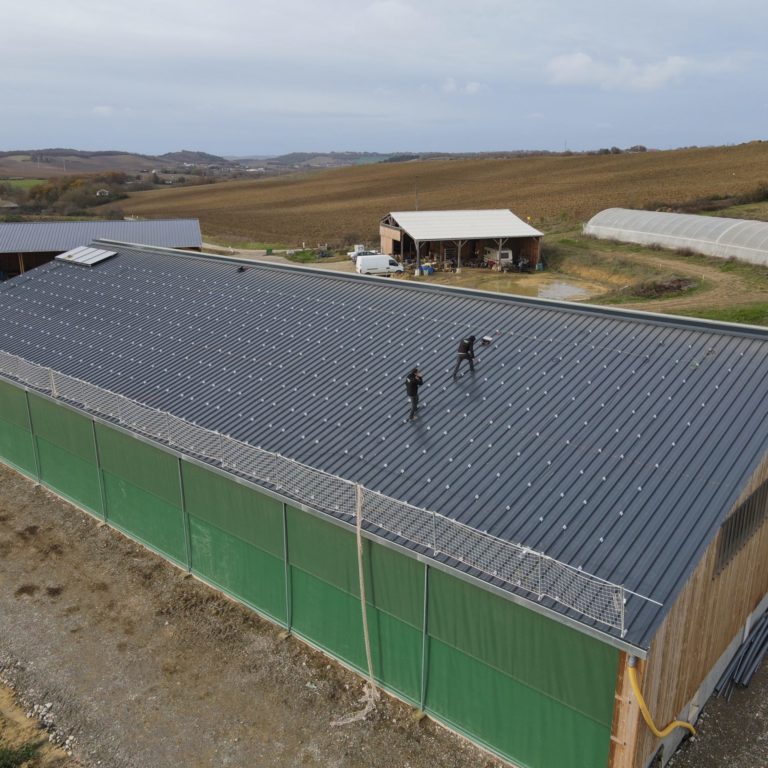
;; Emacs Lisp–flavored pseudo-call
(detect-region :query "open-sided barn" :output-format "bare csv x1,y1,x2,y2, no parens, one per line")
1,241,768,767
380,209,543,271
0,218,202,279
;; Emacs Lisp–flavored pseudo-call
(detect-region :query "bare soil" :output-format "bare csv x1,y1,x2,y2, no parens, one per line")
203,241,768,316
0,464,500,768
2,465,767,768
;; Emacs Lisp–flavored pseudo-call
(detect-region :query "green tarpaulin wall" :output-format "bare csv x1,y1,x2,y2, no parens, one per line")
0,384,618,768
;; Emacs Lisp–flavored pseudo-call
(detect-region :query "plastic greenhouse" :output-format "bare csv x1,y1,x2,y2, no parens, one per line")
584,208,768,265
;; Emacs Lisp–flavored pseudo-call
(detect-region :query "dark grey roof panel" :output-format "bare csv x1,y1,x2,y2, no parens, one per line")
0,219,202,254
2,244,768,649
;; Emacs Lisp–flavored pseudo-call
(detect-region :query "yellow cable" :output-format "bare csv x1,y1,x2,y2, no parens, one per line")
627,660,696,738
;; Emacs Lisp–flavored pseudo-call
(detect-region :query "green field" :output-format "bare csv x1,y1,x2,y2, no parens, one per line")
1,179,45,189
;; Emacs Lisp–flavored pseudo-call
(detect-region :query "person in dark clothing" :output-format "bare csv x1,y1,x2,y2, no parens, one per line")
452,335,476,380
405,368,423,421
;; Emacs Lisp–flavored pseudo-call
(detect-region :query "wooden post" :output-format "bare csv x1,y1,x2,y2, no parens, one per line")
455,239,464,274
609,652,642,768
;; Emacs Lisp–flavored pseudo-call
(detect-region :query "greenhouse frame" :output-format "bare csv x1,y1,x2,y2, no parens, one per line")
2,241,768,768
584,208,768,265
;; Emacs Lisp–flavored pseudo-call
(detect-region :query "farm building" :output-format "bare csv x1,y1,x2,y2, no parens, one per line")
584,208,768,265
1,241,768,768
0,218,202,279
380,209,543,271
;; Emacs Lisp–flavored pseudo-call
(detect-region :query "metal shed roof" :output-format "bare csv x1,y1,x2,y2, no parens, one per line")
387,210,543,241
1,242,767,652
584,208,768,265
0,219,202,254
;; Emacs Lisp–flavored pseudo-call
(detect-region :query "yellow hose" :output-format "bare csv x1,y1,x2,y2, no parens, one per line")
627,659,696,738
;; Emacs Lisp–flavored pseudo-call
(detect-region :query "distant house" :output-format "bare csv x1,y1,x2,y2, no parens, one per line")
95,188,111,197
380,209,543,271
0,199,19,209
0,218,202,279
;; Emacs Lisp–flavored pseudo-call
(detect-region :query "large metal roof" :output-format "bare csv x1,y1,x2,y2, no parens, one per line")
0,219,202,254
387,209,543,241
584,208,768,265
1,242,768,651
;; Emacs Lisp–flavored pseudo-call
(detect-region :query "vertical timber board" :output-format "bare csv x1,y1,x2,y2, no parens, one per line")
427,568,616,768
95,423,186,564
608,652,641,768
181,460,287,622
631,503,768,767
0,379,36,475
27,393,101,513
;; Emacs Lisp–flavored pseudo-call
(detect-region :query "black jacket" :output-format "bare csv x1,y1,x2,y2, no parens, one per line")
405,372,423,397
457,337,475,357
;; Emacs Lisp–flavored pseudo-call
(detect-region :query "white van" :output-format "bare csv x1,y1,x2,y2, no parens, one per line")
355,254,404,276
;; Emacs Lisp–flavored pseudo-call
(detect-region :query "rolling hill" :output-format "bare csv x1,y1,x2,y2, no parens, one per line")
0,148,236,179
117,142,768,246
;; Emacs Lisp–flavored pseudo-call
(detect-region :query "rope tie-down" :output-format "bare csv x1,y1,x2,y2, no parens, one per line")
331,484,380,726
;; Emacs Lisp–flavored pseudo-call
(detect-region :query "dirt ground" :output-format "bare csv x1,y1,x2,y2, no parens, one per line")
202,242,768,313
668,661,768,768
0,464,501,768
1,464,767,768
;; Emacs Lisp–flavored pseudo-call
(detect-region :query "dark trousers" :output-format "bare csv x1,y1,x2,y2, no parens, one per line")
452,353,475,379
408,395,419,419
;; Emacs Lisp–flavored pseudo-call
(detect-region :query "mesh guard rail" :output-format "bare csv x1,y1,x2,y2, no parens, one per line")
2,352,629,634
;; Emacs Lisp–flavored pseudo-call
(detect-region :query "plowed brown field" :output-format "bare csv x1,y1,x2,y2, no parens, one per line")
120,142,768,246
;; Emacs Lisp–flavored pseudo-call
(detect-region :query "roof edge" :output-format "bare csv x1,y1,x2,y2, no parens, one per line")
93,240,768,342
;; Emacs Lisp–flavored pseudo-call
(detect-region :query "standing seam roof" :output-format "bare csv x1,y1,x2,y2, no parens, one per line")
0,219,202,254
1,242,768,649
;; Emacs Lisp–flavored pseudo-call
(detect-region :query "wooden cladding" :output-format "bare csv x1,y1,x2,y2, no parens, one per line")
716,477,768,573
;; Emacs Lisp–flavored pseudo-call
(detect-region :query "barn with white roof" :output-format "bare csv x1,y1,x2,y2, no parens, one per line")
380,209,543,272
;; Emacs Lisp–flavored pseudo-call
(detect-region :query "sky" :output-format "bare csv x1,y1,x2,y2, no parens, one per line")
3,0,767,156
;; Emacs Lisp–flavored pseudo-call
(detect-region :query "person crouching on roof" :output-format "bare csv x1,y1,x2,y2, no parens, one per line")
452,335,476,380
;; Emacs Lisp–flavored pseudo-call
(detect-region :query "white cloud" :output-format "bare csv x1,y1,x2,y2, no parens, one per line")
441,78,485,95
2,0,767,153
545,52,743,91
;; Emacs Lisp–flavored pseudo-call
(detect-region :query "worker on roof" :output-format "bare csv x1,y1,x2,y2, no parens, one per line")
452,335,476,380
405,368,423,422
